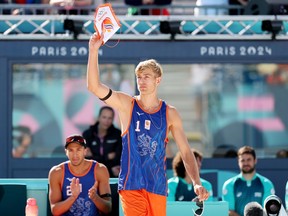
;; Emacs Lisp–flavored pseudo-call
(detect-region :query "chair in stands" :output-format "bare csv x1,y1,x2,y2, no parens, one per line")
212,144,238,158
47,185,52,216
0,184,27,216
109,182,119,216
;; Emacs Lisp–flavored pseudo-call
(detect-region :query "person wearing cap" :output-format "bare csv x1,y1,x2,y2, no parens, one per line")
48,134,112,216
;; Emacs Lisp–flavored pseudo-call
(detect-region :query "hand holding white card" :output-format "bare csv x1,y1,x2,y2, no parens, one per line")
94,3,121,44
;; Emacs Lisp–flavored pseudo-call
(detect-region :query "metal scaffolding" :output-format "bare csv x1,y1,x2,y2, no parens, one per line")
1,4,288,40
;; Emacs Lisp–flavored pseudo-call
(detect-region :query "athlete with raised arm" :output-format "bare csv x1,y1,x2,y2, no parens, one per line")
87,32,209,216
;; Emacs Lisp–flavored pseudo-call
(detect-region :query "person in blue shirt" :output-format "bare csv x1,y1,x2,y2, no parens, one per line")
48,134,112,216
222,146,275,216
87,32,210,216
168,148,214,201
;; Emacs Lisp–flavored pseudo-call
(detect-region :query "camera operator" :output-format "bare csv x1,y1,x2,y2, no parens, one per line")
244,202,266,216
264,195,288,216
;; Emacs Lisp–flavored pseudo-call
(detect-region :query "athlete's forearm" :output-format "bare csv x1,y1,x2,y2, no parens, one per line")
91,195,112,214
183,153,201,186
50,195,78,215
87,33,110,98
87,50,100,94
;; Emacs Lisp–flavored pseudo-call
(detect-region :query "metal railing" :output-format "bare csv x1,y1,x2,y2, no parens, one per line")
0,3,244,16
1,4,288,40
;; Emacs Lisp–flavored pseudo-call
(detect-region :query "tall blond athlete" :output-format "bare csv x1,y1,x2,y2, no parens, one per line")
87,32,209,216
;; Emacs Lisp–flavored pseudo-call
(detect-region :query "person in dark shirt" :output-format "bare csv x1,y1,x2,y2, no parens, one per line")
244,202,267,216
49,0,93,15
229,0,248,15
125,0,172,15
82,106,122,178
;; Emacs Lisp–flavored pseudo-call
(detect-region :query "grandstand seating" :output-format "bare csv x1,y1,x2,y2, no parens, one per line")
0,184,27,216
1,4,288,40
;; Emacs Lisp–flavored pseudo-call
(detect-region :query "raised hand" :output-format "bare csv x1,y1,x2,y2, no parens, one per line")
88,181,98,200
70,177,81,198
89,32,104,52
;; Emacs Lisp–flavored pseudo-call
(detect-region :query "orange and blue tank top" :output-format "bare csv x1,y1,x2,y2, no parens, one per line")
61,161,99,216
118,99,169,196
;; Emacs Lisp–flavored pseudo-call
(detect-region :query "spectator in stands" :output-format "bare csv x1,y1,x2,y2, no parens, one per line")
2,0,49,15
194,0,229,16
168,148,214,201
212,144,238,158
48,134,112,215
125,0,172,15
82,106,122,178
276,149,288,158
229,0,248,15
12,125,33,158
244,201,267,216
49,0,96,14
0,0,11,14
51,145,66,157
222,146,275,216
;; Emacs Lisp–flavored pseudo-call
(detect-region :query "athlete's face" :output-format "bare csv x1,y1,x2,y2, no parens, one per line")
136,68,161,94
98,109,114,130
65,143,86,166
238,153,256,174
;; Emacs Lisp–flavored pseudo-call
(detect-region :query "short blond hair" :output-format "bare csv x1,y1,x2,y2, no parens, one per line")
135,59,163,78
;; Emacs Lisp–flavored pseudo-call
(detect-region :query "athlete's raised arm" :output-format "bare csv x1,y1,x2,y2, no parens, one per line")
87,32,133,131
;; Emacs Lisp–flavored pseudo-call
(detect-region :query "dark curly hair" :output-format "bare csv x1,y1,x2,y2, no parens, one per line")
172,148,203,178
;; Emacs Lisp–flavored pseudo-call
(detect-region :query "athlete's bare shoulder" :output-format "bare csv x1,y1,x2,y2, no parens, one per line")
166,104,183,128
94,162,110,181
108,90,133,113
49,162,65,177
166,104,180,116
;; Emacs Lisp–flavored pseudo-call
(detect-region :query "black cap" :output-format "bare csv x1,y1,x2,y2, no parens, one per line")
65,134,86,148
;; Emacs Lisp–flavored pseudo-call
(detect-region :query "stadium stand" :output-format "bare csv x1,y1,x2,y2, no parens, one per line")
1,3,288,40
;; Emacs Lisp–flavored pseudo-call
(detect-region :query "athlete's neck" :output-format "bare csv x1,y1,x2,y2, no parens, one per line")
136,95,160,112
69,160,90,175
